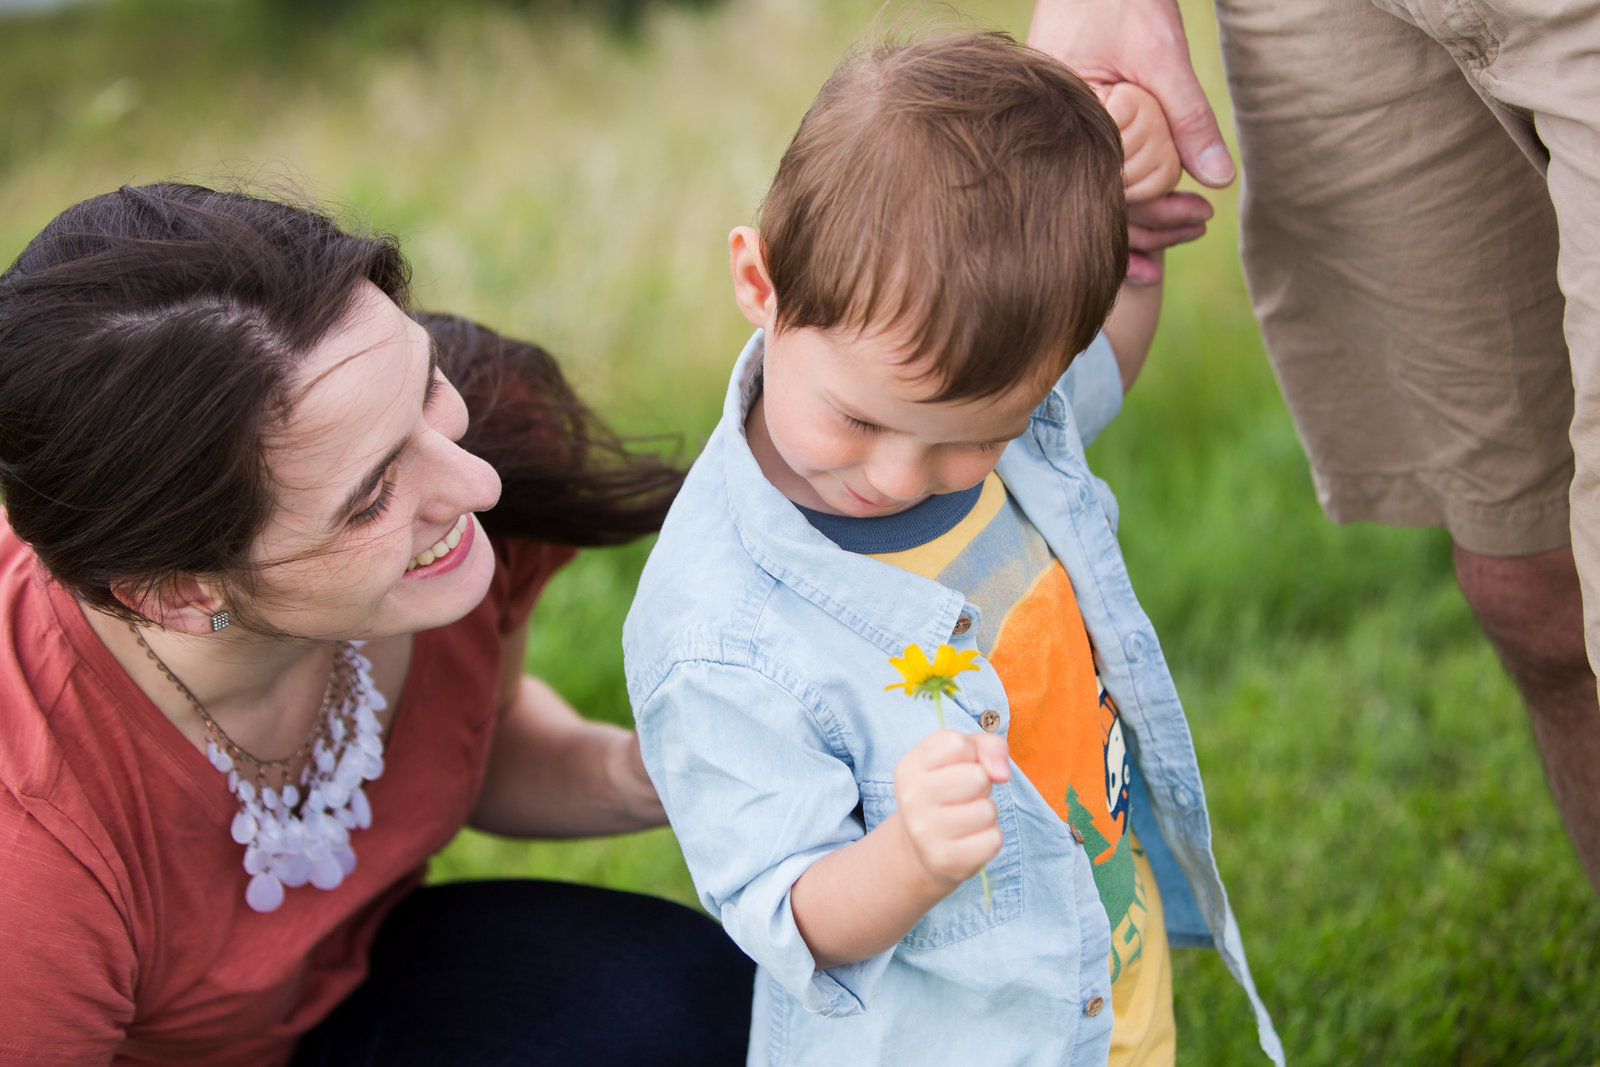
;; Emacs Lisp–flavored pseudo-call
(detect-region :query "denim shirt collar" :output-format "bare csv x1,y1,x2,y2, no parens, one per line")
719,330,970,659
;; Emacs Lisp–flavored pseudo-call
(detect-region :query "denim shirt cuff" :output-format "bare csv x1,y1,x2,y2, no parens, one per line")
804,951,895,1017
727,881,895,1018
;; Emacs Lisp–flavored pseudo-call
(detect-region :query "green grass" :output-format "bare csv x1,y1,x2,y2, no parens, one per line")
4,0,1598,1061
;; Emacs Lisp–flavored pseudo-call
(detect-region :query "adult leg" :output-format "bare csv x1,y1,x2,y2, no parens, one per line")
1454,545,1600,889
1392,0,1600,894
292,880,756,1066
1214,0,1598,890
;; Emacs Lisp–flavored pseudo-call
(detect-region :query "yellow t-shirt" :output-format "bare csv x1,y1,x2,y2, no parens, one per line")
868,473,1175,1066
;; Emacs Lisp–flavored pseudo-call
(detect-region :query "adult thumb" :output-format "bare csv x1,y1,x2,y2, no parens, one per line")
1153,69,1234,187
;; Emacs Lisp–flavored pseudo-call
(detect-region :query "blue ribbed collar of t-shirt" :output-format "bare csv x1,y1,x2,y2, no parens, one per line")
795,481,985,554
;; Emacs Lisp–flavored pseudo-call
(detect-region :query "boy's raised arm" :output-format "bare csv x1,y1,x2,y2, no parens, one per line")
1098,82,1210,392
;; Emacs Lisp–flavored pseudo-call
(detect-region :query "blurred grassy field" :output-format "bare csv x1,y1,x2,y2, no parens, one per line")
4,0,1598,1062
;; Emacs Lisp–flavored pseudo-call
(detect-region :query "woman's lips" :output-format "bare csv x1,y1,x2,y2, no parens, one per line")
404,514,473,577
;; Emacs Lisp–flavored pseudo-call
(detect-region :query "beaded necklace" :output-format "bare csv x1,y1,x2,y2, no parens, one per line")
129,626,388,912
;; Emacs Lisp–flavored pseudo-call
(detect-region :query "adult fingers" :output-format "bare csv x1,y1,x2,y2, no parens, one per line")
1138,59,1233,187
1129,189,1213,229
1129,191,1212,256
1126,250,1164,286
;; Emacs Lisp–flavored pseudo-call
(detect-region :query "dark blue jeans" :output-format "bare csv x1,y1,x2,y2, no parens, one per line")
292,880,755,1066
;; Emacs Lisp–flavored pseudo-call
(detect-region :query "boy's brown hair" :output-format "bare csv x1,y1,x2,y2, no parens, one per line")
758,28,1127,401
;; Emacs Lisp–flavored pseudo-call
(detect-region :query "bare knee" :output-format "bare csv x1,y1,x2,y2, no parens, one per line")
1452,543,1592,695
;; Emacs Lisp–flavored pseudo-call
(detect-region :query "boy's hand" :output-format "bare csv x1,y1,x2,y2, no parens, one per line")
1102,81,1182,204
893,730,1011,887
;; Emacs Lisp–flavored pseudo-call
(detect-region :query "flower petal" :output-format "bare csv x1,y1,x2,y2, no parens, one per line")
929,644,979,680
887,644,933,686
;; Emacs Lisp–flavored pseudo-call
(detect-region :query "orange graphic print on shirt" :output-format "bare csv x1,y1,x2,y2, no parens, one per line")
989,561,1139,980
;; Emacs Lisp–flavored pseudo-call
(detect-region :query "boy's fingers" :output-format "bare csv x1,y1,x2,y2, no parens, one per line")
970,733,1011,782
917,761,997,804
912,820,1003,884
905,728,977,770
935,797,1000,839
1100,81,1140,129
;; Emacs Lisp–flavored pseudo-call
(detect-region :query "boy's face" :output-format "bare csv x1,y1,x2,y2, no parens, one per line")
730,225,1051,519
747,321,1048,518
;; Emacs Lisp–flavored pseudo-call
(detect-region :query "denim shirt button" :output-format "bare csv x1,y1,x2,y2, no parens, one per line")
1124,632,1149,662
1069,824,1086,845
979,709,1002,732
952,613,973,636
1173,785,1197,810
1073,481,1090,507
1083,995,1105,1017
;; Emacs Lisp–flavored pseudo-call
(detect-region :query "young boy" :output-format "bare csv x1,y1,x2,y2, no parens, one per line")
624,29,1283,1067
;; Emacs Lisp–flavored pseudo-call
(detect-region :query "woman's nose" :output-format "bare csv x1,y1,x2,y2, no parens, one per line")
422,440,502,523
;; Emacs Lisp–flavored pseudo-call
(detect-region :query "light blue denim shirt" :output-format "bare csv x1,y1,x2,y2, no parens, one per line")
625,331,1284,1067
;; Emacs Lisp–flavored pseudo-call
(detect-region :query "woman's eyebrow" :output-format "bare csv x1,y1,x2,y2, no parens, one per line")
332,438,410,528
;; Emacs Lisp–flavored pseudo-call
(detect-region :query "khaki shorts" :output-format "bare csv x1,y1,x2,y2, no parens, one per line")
1214,0,1598,561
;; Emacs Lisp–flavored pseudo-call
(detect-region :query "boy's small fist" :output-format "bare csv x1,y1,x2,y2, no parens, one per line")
1101,81,1183,204
893,730,1010,887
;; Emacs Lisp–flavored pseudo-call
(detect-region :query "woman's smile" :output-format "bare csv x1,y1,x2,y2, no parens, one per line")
405,513,474,575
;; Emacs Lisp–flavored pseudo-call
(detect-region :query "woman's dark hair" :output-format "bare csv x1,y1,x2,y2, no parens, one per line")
0,182,680,621
419,311,682,546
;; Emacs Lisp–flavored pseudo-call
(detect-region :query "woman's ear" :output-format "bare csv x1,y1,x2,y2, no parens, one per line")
111,577,230,635
729,226,778,330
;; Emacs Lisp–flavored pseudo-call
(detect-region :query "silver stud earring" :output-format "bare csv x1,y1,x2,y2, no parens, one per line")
210,609,231,632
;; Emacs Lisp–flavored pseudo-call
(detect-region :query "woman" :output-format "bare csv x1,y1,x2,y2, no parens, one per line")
0,182,753,1064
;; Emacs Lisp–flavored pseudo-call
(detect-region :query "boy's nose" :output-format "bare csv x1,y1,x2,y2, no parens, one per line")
866,451,931,503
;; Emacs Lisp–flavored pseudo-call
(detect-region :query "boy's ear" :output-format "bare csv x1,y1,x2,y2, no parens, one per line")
729,226,777,330
111,576,230,635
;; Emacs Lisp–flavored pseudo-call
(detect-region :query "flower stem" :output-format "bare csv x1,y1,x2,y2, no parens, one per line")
937,693,991,909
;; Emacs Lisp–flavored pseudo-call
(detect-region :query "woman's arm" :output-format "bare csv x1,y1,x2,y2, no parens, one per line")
468,619,666,837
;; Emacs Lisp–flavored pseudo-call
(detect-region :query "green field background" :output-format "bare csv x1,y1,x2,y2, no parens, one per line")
3,0,1597,1061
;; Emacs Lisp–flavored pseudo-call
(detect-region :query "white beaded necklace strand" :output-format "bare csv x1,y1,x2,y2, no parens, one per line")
129,626,388,912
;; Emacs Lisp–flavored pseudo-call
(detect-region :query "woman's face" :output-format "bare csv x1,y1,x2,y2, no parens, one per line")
243,281,503,641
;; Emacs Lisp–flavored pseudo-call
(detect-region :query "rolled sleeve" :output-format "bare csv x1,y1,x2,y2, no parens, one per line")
1059,332,1123,445
636,659,892,1016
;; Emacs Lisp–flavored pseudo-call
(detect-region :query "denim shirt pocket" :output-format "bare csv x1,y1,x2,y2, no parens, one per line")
857,778,1024,947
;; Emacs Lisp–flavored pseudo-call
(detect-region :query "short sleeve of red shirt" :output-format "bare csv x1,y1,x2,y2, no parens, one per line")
0,521,575,1066
0,791,134,1064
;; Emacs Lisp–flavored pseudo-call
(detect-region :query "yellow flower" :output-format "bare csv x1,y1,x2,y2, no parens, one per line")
885,643,980,702
884,641,992,909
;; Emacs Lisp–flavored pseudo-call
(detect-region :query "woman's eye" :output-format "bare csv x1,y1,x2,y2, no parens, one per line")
350,480,396,527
